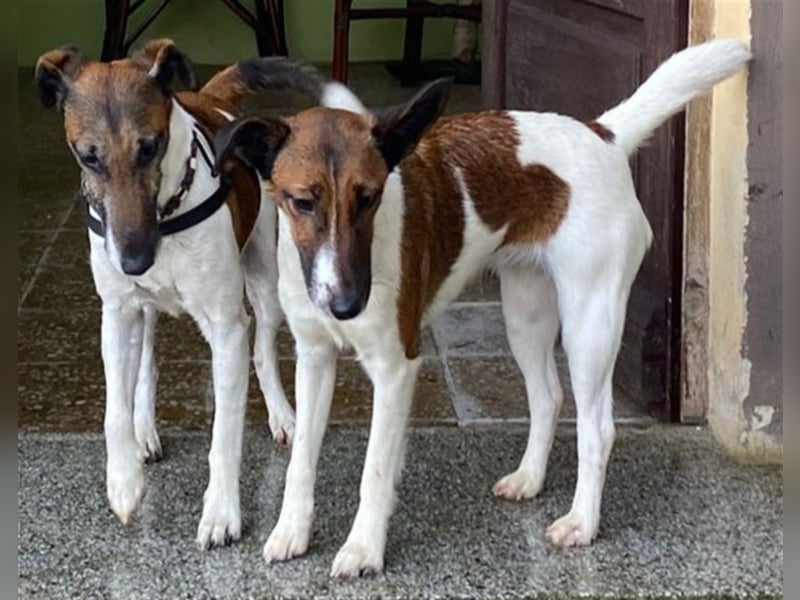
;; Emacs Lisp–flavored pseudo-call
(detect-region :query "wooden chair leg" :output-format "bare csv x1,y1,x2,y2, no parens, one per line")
102,0,130,61
400,0,425,85
254,0,288,56
332,0,353,83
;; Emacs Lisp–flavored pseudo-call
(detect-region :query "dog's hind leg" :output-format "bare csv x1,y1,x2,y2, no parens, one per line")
493,266,562,502
103,305,147,525
544,270,628,547
243,204,295,445
133,305,162,462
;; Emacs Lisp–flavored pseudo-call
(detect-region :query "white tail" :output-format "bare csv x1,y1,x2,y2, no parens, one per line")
597,39,751,156
320,82,368,114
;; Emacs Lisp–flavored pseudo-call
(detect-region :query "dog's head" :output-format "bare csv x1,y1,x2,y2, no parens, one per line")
36,39,196,275
216,77,451,320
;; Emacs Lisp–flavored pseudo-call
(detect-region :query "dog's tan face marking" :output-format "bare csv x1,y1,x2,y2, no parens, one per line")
36,40,194,275
66,62,170,272
215,79,452,319
271,108,389,317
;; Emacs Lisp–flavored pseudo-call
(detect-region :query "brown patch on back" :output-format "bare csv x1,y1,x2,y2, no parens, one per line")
585,119,615,143
395,111,570,358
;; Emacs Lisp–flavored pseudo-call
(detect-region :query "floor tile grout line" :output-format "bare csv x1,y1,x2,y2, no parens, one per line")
18,201,77,310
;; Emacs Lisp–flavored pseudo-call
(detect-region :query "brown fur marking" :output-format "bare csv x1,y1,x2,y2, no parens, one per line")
585,120,615,143
396,111,570,357
396,152,465,358
52,46,260,252
270,108,388,296
174,93,260,249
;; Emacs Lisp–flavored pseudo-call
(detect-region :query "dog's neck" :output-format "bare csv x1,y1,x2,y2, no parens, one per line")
157,99,219,217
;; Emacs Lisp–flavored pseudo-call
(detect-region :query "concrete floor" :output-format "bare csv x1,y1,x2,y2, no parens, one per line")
17,64,783,598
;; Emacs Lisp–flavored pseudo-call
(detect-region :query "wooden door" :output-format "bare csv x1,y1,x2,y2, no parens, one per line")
482,0,688,420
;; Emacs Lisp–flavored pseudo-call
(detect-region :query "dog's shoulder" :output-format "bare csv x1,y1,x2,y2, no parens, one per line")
175,91,261,251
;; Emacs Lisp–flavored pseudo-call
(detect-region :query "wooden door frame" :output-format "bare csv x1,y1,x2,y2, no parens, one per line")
680,0,715,422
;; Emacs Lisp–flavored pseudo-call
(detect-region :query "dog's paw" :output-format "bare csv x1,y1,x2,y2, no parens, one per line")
262,515,311,563
492,469,542,502
268,409,296,447
135,423,163,463
545,511,598,547
107,459,146,525
197,489,241,550
330,540,384,578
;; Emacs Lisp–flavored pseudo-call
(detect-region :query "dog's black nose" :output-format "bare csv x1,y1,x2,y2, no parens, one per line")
120,248,156,276
329,293,364,320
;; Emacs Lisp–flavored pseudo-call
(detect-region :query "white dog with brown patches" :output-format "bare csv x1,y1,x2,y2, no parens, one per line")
34,40,309,548
217,39,750,576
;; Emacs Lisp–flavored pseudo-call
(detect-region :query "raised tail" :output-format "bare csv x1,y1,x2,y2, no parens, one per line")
597,39,751,156
200,57,367,113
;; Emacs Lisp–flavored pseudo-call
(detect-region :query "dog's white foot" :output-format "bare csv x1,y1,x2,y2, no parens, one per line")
262,514,311,563
492,469,542,502
330,539,384,578
268,408,296,447
197,487,241,549
134,421,163,463
545,510,598,547
107,457,146,525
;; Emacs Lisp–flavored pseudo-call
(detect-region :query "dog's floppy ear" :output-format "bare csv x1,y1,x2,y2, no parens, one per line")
133,38,196,93
372,77,452,170
35,46,83,109
215,116,291,180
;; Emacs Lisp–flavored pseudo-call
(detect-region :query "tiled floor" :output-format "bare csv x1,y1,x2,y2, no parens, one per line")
17,63,654,435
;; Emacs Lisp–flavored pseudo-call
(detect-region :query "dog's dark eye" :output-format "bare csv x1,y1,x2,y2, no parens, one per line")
357,191,379,213
137,138,160,167
79,146,103,173
290,196,315,215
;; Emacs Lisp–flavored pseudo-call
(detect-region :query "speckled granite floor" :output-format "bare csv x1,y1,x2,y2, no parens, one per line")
18,65,783,599
18,427,782,599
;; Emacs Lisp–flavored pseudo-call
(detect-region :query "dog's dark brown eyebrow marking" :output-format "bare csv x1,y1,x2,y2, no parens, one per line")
584,120,615,143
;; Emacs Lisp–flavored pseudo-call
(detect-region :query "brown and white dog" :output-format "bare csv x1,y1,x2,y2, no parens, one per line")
217,39,750,575
34,39,306,547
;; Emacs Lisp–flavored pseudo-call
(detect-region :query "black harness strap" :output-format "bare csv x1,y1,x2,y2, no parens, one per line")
85,175,233,238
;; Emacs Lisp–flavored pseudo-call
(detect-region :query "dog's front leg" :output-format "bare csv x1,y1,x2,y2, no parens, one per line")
196,309,249,548
331,355,421,577
102,305,147,524
133,305,161,462
263,331,337,563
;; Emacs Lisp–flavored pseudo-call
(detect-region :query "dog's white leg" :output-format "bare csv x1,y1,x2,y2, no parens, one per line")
196,308,249,549
493,267,562,501
545,279,626,547
330,354,421,577
102,304,147,525
263,329,337,563
243,207,295,445
133,305,161,462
